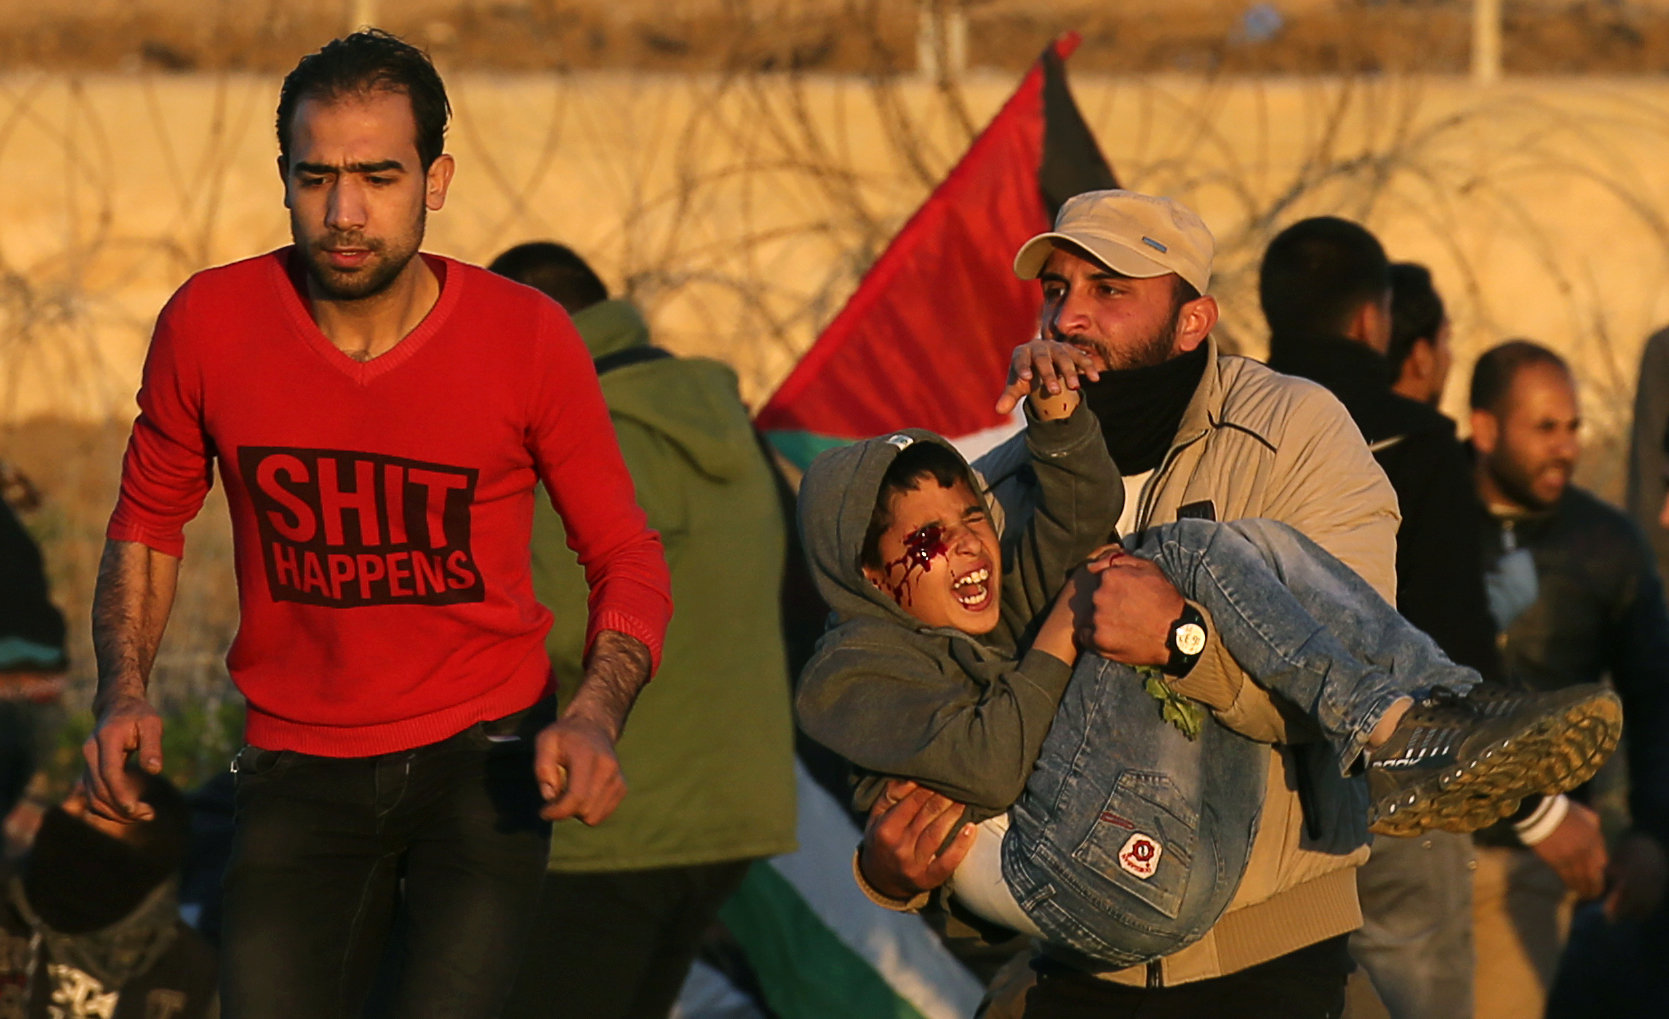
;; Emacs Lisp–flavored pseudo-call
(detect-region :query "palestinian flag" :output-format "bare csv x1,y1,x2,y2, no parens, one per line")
756,33,1117,469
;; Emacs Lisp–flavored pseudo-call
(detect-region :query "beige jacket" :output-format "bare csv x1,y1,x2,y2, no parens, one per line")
979,337,1401,984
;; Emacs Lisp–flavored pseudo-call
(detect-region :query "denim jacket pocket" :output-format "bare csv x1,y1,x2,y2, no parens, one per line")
1068,770,1199,920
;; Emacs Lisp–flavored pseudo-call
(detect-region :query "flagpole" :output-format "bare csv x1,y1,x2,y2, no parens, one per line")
1472,0,1501,85
916,2,968,79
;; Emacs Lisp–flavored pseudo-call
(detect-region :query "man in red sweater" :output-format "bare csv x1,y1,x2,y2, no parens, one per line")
81,30,672,1017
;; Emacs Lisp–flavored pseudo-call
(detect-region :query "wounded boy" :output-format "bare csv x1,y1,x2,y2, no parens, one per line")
794,358,1619,969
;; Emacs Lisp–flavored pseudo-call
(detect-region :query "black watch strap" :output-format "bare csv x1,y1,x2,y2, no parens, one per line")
1163,604,1208,677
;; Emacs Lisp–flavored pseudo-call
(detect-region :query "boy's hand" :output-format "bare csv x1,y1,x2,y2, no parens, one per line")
1080,550,1184,667
996,339,1102,416
859,780,973,901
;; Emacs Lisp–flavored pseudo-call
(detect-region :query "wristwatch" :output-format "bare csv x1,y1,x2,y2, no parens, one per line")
1163,604,1208,677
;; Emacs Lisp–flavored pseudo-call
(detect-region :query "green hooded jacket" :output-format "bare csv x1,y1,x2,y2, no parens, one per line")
533,299,797,870
794,400,1122,819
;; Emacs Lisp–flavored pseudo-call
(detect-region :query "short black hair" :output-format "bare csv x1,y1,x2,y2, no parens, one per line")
488,242,610,314
1387,262,1446,373
1469,339,1571,414
1259,216,1391,338
276,29,450,170
860,441,974,571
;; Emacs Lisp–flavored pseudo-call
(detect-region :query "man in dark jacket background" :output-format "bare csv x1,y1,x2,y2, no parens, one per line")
1467,340,1669,1019
1261,216,1500,1019
0,464,68,837
1385,262,1453,408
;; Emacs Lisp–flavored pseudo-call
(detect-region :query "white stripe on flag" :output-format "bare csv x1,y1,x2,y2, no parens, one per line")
766,763,987,1019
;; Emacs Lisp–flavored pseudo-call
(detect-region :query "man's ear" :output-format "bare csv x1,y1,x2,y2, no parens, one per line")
1397,338,1439,395
1470,409,1500,455
1172,295,1219,354
1347,298,1392,354
1405,338,1435,382
424,154,456,212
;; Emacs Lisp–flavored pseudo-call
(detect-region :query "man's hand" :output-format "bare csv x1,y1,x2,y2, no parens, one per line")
1080,550,1185,668
536,629,651,825
1532,800,1609,900
534,716,627,824
1604,831,1669,922
995,339,1102,416
81,691,164,823
859,779,974,901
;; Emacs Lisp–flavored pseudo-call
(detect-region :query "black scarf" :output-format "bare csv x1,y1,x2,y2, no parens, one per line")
1080,344,1210,475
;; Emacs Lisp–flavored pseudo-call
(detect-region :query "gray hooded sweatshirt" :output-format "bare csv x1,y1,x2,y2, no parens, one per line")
795,400,1122,819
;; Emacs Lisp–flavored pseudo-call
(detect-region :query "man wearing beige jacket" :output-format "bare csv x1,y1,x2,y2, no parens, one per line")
853,190,1588,1016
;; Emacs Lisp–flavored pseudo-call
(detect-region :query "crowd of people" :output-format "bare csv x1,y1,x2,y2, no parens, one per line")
1,25,1666,1019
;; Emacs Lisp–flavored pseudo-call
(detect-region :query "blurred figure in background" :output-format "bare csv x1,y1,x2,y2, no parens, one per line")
0,772,216,1018
0,461,68,853
1385,262,1453,408
1467,340,1669,1019
1263,217,1499,1019
492,242,797,1019
1626,326,1669,583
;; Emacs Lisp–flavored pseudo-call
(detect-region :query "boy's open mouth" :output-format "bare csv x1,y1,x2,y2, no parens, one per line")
953,566,992,609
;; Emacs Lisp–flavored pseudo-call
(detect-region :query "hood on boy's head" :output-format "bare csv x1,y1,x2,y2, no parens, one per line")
797,429,984,628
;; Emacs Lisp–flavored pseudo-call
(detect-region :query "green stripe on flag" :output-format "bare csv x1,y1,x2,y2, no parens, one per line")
762,430,853,472
721,861,931,1019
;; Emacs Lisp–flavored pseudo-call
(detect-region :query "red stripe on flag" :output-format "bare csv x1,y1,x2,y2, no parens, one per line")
756,35,1087,442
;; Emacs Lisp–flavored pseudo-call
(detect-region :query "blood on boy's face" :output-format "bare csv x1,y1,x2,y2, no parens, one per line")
863,478,1002,635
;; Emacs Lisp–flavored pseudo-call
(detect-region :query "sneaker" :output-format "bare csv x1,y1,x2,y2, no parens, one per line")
1365,682,1622,838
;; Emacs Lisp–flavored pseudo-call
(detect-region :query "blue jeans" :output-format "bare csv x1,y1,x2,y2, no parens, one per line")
220,706,552,1018
1002,518,1479,969
1351,830,1476,1019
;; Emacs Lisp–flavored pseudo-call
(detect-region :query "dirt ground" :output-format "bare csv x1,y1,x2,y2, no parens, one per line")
6,0,1669,76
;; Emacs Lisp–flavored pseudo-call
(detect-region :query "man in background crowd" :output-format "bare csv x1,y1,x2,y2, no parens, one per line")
1626,325,1669,584
1262,218,1498,1019
1385,262,1453,408
1468,340,1669,1019
0,463,67,841
492,242,797,1019
0,773,216,1018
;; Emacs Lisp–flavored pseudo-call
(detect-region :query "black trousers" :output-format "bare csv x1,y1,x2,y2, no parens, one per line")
1023,933,1354,1019
220,709,551,1019
501,858,753,1019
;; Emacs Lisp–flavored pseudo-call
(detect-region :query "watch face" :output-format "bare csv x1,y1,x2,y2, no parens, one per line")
1174,622,1207,657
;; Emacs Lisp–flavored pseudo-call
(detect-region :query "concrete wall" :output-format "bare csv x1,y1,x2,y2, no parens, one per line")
4,69,1667,491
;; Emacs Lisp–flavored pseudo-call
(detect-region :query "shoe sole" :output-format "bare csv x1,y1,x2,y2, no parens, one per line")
1368,689,1622,838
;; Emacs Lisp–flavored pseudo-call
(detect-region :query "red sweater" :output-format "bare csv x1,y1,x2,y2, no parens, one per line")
108,250,672,756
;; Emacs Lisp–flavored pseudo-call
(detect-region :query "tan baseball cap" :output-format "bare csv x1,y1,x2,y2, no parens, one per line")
1013,189,1215,294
